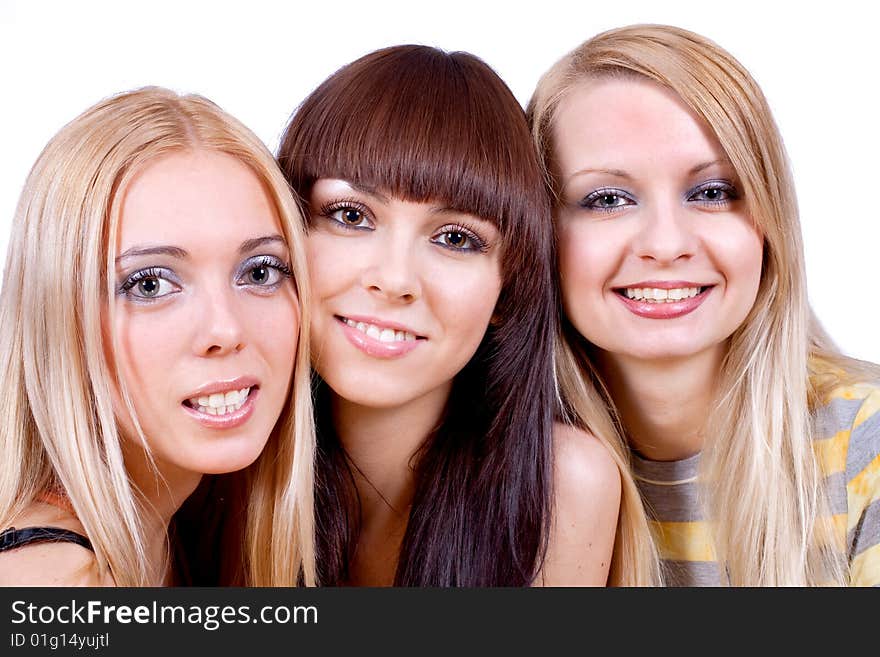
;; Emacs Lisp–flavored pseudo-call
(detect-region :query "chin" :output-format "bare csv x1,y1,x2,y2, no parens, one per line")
189,437,271,475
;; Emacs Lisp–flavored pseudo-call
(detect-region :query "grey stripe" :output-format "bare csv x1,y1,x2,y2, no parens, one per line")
823,471,848,515
636,479,703,523
849,497,880,558
812,397,865,439
631,451,700,482
662,560,721,587
846,407,880,483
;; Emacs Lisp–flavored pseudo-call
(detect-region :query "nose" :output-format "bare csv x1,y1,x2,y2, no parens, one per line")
631,200,698,264
193,286,246,357
361,234,421,304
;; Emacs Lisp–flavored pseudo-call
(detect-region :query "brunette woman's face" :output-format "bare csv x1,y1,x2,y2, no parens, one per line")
307,178,502,409
552,78,763,364
111,149,299,480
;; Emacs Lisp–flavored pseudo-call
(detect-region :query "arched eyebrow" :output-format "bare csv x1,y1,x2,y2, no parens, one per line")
115,246,188,264
689,159,733,175
238,235,287,254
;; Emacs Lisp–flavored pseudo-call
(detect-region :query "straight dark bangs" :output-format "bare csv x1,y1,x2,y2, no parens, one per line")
279,46,543,235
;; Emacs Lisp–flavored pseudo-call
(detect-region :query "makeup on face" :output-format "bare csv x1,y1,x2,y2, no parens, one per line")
110,149,300,479
305,178,502,410
552,77,763,363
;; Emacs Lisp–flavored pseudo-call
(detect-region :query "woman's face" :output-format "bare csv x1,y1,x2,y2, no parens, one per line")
307,178,503,409
111,149,299,480
552,77,763,364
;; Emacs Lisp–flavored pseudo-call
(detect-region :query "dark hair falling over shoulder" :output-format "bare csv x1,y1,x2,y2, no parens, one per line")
278,45,557,586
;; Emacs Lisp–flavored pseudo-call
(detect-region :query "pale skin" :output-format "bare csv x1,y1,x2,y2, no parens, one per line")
309,179,620,585
552,77,764,460
0,149,300,585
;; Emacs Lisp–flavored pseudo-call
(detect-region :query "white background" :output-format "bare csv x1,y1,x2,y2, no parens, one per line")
1,0,877,363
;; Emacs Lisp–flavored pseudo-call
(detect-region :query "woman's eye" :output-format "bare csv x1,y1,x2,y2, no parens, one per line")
237,255,291,288
688,182,738,204
120,269,179,300
581,188,634,213
324,204,372,229
432,226,488,253
243,264,283,286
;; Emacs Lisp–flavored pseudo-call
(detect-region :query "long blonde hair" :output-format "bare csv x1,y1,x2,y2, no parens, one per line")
529,24,879,585
0,86,316,586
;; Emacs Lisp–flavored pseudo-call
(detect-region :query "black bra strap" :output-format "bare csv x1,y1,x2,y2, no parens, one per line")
0,526,93,553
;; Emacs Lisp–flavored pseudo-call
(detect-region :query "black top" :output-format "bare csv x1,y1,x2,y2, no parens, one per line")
0,526,93,553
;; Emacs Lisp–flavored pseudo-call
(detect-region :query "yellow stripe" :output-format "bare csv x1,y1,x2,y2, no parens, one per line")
813,429,849,476
853,390,880,430
827,384,877,402
850,542,880,586
829,513,848,542
848,452,880,532
650,520,715,562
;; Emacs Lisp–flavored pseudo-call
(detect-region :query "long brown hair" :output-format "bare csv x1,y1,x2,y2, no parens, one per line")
279,45,556,585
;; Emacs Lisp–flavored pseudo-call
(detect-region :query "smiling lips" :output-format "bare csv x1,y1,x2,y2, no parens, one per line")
615,281,714,319
336,315,425,358
181,376,260,429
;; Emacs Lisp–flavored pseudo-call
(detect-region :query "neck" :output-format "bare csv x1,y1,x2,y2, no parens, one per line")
123,444,201,586
332,381,451,521
598,345,725,461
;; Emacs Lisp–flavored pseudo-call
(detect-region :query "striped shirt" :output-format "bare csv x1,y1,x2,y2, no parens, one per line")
632,383,880,586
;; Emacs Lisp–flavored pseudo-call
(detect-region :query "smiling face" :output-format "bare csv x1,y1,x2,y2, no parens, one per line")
111,149,299,482
306,178,503,410
551,77,764,365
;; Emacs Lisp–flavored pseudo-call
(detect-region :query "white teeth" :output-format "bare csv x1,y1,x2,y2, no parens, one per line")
189,386,251,415
623,286,702,303
342,317,417,342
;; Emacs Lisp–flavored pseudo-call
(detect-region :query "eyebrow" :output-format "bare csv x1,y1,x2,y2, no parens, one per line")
562,167,633,192
347,181,390,204
238,234,288,254
115,234,287,264
689,159,733,175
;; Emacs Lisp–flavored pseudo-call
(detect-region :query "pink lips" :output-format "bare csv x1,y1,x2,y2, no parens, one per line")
615,282,714,320
337,315,424,359
181,376,260,430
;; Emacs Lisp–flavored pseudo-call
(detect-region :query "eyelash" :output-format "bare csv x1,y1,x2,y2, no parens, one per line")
580,187,636,214
318,199,490,253
579,180,740,214
687,180,739,205
318,199,373,230
433,223,489,253
118,267,179,301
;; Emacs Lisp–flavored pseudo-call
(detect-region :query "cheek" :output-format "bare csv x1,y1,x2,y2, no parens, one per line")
557,221,617,311
717,223,764,300
306,233,350,300
255,289,301,372
430,259,502,341
110,308,187,436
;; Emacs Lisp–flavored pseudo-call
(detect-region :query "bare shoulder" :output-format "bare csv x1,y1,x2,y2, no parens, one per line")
552,422,621,500
536,423,621,587
0,504,112,587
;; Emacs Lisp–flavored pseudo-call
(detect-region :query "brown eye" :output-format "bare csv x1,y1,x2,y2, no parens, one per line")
444,232,467,247
323,203,372,229
342,208,363,225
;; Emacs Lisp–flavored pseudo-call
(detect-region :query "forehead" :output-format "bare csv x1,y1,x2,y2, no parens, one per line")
118,149,281,249
552,77,727,175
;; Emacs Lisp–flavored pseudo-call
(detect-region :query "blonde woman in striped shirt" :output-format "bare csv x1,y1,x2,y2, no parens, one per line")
527,24,880,586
